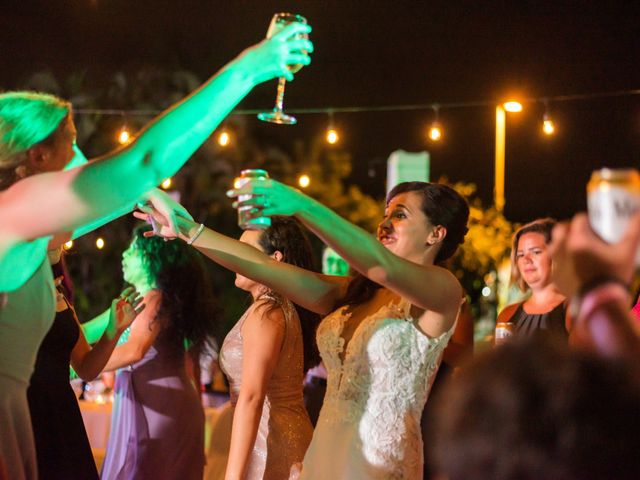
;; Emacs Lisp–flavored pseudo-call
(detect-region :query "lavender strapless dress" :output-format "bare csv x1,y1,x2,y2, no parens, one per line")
101,328,204,480
220,295,313,480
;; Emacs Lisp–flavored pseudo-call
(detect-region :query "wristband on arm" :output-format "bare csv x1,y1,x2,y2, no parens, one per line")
571,276,630,323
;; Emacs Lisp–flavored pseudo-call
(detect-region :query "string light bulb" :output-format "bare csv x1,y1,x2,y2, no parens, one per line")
542,101,555,136
96,237,105,250
427,106,442,142
63,240,74,250
161,178,172,189
298,174,311,188
326,111,339,144
543,115,555,135
118,126,131,144
428,124,442,141
117,113,132,145
218,130,230,147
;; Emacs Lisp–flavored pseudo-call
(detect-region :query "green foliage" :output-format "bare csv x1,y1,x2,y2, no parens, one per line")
446,179,515,302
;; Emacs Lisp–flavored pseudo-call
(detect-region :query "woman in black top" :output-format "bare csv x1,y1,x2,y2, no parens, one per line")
497,218,570,340
27,248,141,479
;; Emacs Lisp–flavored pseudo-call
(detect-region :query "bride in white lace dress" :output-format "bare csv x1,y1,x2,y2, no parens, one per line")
143,180,469,480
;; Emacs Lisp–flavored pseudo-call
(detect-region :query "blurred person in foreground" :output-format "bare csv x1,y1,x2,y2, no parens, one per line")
428,337,640,480
428,212,640,480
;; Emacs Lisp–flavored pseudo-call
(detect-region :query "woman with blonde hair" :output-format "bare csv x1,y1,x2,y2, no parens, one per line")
0,24,312,480
496,218,570,339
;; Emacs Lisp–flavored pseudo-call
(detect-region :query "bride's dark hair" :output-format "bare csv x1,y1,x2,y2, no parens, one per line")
336,182,469,309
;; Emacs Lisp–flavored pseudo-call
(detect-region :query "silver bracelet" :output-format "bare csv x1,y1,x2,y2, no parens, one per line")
186,223,205,245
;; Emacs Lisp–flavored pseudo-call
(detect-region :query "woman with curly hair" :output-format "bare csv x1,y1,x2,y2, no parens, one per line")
100,226,218,479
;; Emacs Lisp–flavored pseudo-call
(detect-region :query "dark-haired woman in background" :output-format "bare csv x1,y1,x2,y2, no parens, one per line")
497,218,570,340
137,210,319,479
216,216,319,480
100,226,218,479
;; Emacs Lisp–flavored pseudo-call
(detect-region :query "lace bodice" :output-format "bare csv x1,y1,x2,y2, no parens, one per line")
302,297,454,479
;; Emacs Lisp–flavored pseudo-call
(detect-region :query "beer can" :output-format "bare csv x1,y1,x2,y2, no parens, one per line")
494,322,514,346
235,169,271,230
587,168,640,265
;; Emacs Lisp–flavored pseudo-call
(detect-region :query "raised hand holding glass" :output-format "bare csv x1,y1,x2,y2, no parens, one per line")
257,13,308,125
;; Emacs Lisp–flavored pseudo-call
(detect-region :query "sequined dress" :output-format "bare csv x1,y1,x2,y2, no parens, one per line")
300,298,454,480
219,295,313,480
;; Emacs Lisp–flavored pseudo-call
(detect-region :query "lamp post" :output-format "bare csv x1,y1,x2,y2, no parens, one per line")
494,101,522,213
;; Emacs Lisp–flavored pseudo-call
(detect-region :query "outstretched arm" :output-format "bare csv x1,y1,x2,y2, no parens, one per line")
228,181,463,322
138,208,347,315
0,23,312,259
550,212,640,358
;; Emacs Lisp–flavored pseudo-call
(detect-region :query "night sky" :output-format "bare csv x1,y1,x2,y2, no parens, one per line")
2,0,639,222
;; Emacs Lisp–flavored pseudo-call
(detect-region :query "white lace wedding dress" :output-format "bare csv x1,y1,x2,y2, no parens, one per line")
299,297,454,480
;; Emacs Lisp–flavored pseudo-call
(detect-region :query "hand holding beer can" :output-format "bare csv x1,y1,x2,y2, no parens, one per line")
494,322,514,346
234,169,272,230
587,168,640,265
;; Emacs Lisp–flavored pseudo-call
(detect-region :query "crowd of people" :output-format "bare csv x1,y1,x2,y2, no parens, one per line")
1,18,640,480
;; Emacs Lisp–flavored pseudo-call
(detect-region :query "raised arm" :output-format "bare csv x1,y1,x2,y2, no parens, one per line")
0,24,312,258
549,212,640,358
139,207,346,315
71,287,144,381
228,180,463,317
103,290,163,372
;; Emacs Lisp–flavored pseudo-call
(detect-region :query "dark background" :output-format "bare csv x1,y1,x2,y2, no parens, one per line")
2,0,639,222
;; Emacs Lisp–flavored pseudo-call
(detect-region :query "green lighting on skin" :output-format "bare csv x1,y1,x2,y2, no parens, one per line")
1,25,312,291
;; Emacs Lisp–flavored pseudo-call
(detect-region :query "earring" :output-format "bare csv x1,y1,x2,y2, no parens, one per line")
14,164,28,179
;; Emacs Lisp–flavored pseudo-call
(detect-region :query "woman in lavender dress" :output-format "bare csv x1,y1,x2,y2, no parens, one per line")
100,226,218,479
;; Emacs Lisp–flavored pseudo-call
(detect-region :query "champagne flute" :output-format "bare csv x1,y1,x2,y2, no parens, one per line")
257,13,308,125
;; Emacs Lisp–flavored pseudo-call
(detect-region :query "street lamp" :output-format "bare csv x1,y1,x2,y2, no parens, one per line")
494,101,522,212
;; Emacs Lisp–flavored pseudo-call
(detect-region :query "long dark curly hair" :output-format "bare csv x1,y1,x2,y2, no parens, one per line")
257,216,321,373
130,225,219,351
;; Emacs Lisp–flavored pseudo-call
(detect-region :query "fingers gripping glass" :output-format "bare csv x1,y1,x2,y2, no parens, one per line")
257,13,308,125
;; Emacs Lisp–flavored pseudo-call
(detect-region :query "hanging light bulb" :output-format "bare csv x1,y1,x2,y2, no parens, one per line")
543,115,555,135
161,178,172,189
542,101,555,136
428,123,442,141
298,174,311,188
118,126,131,145
117,114,132,145
96,237,105,250
63,240,74,250
427,106,442,142
326,111,339,144
218,130,230,147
